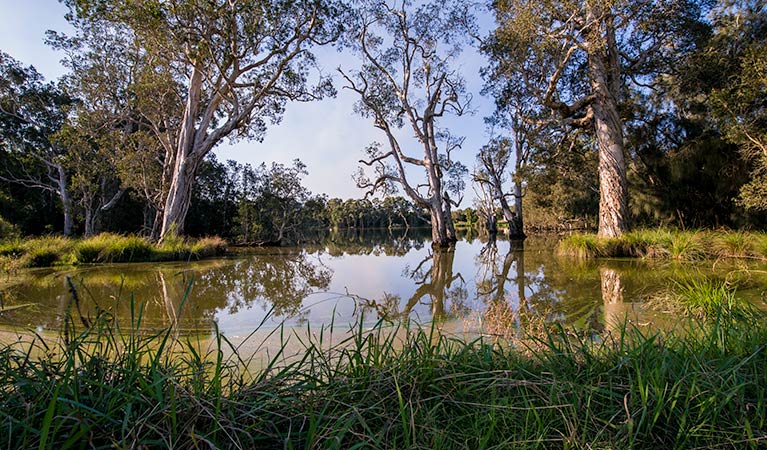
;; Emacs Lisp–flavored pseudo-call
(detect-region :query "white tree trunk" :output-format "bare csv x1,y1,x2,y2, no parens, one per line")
160,154,203,238
56,164,74,237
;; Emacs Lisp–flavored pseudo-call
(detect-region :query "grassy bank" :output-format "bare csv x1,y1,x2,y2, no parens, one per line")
0,233,227,269
559,229,767,260
1,301,765,448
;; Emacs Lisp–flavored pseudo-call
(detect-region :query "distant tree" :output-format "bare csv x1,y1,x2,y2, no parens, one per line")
708,1,767,211
342,0,471,247
474,137,527,239
52,108,127,237
236,159,312,244
186,155,242,238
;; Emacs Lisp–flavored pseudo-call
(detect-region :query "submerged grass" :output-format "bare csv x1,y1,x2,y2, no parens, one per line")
559,229,767,260
1,293,766,448
0,233,228,269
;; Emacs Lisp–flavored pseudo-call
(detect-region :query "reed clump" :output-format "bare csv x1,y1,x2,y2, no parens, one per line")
0,233,228,268
1,297,766,449
559,229,767,260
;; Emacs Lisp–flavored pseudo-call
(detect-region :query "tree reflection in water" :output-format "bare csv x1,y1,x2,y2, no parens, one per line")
474,236,531,338
1,233,711,339
202,249,333,319
358,247,467,321
600,266,625,334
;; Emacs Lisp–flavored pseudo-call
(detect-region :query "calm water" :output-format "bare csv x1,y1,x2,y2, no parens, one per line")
1,230,766,345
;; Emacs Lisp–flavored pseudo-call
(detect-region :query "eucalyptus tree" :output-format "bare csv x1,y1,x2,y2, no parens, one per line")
58,0,343,240
341,0,471,247
53,114,125,237
0,53,76,235
484,0,707,237
474,136,528,239
48,8,172,236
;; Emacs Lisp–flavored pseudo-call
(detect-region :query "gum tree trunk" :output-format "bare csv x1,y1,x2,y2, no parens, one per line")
55,164,74,237
161,154,203,237
587,12,629,238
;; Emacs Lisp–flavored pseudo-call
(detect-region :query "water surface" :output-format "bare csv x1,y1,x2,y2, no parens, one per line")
1,230,765,346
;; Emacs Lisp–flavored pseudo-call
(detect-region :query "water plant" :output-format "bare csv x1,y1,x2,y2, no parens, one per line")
1,293,766,449
715,231,756,258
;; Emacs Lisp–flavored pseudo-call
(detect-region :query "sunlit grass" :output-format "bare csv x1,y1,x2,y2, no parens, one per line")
559,229,767,260
557,233,605,258
0,233,228,269
77,233,154,263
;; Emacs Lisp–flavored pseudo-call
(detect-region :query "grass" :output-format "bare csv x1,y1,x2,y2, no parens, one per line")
1,289,766,449
0,233,228,269
559,229,767,260
644,275,761,323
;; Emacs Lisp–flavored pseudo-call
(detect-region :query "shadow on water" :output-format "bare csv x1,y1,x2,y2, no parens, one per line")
1,228,766,341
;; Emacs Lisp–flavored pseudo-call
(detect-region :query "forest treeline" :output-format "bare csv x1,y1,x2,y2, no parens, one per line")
0,0,765,245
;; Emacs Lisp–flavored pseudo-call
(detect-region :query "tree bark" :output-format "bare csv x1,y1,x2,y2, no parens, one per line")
588,13,629,238
84,203,95,237
160,154,203,238
600,266,624,333
588,11,628,238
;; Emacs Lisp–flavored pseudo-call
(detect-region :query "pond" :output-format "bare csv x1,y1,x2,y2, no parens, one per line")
1,229,766,350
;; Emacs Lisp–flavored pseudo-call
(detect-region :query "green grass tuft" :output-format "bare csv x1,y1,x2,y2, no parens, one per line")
0,233,228,269
715,231,756,258
557,233,605,258
559,229,767,261
76,233,155,263
672,277,755,320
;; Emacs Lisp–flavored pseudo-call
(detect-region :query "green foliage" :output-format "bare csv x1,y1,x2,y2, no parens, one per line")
20,236,76,267
557,234,606,258
0,216,19,241
706,3,767,211
671,277,753,320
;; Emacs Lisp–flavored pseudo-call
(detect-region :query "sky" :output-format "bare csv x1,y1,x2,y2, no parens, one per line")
0,0,497,205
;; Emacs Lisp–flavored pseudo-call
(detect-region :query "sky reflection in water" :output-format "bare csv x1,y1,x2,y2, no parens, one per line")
2,230,766,340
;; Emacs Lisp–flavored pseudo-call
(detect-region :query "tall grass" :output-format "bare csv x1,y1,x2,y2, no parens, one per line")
1,294,766,448
0,233,228,269
560,229,767,260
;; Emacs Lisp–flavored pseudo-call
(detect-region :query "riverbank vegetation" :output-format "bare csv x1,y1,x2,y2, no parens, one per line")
0,233,227,270
559,229,767,260
1,289,765,448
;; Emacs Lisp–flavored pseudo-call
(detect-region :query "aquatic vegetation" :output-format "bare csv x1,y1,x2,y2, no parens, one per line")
76,233,154,263
1,300,765,449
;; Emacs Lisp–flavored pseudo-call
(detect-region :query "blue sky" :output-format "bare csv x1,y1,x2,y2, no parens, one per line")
0,0,497,205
